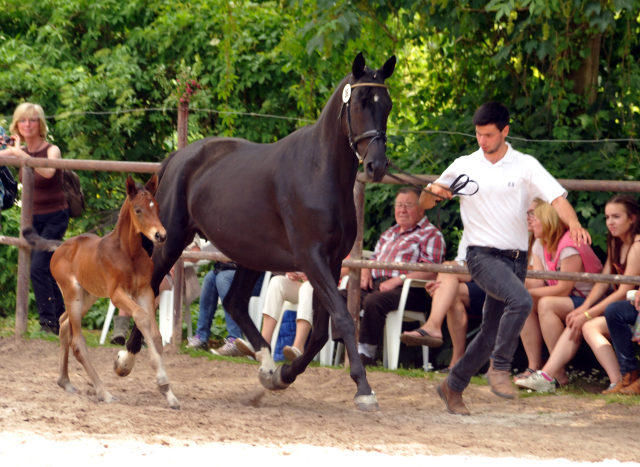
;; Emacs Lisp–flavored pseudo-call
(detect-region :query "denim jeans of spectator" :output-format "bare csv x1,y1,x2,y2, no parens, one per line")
605,300,638,375
448,247,532,393
31,209,70,329
195,270,264,342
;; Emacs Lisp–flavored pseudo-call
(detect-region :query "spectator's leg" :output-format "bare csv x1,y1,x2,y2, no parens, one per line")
519,295,543,372
583,316,620,384
538,296,576,354
447,283,470,368
31,210,69,332
292,281,314,351
216,270,242,339
539,326,579,385
261,275,301,343
604,301,638,376
194,271,219,343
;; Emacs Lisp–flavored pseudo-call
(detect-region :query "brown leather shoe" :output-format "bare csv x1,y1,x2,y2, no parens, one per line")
618,371,640,395
486,363,516,399
603,370,639,395
437,379,470,415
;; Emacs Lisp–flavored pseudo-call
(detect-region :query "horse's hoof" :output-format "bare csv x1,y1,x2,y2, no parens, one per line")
57,379,78,394
169,403,180,410
354,392,379,412
114,350,136,377
258,365,290,391
99,392,116,404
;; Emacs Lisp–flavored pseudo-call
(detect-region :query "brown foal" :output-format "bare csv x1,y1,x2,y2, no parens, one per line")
24,174,178,408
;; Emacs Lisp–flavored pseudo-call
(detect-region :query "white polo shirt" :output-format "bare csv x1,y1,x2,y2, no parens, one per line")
435,143,566,251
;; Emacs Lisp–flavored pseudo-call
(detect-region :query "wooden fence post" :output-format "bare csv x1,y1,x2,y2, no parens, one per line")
171,102,189,347
15,166,34,340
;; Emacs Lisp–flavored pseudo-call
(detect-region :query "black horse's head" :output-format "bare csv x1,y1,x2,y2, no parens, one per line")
342,52,396,182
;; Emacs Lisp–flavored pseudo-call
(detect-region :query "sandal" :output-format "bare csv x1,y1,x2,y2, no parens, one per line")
283,345,302,362
513,368,536,382
400,328,443,348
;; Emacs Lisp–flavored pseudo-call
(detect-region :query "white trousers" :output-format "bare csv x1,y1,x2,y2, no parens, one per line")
262,275,313,325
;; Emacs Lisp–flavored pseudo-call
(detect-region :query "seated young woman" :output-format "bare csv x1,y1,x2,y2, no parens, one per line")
517,194,640,393
515,199,603,382
582,195,640,394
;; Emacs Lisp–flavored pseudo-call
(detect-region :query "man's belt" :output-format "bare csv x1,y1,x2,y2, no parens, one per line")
468,246,527,260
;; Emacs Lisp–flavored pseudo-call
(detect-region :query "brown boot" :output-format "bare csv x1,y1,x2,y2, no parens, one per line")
437,379,470,415
602,371,639,395
617,371,640,395
486,362,516,399
110,316,130,345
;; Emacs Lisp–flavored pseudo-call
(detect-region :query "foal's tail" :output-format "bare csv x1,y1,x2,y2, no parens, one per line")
22,227,62,252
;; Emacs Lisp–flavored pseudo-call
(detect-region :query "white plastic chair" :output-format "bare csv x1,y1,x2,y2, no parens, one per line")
382,278,432,371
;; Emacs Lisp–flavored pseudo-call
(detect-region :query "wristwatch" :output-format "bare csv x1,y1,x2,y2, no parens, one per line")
399,274,407,282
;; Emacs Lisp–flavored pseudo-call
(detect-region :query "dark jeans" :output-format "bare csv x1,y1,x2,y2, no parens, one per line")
339,277,431,345
31,209,69,328
195,270,264,342
605,300,638,375
448,247,532,393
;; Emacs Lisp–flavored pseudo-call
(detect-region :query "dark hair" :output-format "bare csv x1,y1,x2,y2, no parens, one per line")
397,187,420,200
606,194,640,267
472,102,510,131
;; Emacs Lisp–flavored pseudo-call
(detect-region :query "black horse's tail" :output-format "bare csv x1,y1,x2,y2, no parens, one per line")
22,227,61,252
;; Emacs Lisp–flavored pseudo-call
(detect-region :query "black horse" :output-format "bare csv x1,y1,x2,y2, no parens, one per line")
123,53,396,411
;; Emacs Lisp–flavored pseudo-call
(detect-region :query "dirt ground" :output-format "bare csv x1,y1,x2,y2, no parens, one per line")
1,337,640,464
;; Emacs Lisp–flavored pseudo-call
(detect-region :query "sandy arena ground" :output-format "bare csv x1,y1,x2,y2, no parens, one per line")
1,337,639,466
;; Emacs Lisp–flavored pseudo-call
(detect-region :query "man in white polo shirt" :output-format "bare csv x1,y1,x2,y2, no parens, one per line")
420,102,590,415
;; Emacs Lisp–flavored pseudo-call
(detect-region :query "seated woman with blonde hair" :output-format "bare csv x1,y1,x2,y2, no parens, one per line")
516,199,602,385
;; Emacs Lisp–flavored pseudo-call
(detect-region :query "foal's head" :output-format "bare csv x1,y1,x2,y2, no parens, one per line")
125,174,167,247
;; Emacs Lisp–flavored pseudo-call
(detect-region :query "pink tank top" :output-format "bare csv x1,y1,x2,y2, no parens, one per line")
544,231,603,287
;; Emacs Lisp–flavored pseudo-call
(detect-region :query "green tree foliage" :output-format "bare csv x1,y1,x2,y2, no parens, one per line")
0,0,638,314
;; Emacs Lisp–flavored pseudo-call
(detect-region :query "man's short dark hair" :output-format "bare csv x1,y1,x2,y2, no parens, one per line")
397,187,420,200
472,102,510,131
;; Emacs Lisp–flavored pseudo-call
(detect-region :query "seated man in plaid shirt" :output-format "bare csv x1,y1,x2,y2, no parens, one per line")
341,187,446,366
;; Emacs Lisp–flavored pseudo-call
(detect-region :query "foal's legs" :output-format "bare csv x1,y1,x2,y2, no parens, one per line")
57,290,99,395
60,284,114,402
113,287,179,409
126,228,195,355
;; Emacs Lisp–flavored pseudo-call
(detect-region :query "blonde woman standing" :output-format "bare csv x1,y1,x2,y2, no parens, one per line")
7,103,69,334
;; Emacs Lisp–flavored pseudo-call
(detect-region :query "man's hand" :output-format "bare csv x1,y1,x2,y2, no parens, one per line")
419,183,451,210
379,277,403,292
360,268,373,290
568,221,591,247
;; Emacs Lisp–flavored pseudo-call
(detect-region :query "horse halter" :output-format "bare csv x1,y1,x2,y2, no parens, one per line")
338,78,389,163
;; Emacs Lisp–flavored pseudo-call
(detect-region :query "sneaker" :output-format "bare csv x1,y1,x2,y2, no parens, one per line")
515,370,556,393
186,336,209,351
211,338,244,357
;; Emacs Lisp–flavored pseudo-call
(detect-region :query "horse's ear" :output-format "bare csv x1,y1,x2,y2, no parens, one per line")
126,175,138,198
379,55,396,81
145,173,159,195
352,52,365,80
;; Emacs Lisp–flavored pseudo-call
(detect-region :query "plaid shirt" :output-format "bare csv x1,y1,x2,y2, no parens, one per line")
370,216,445,279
